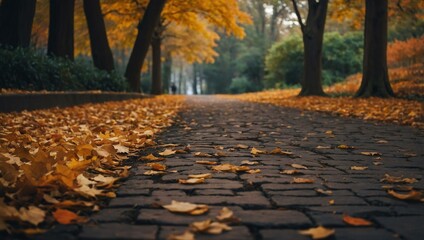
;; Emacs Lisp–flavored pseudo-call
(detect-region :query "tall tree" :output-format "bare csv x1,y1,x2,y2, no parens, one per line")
0,0,36,48
355,0,394,97
291,0,328,96
48,0,75,60
151,21,163,95
83,0,114,72
125,0,167,93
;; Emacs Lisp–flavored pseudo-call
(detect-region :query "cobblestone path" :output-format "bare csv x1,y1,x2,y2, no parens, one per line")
48,96,424,240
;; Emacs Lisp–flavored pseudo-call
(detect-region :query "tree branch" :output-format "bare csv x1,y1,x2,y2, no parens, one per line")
291,0,305,31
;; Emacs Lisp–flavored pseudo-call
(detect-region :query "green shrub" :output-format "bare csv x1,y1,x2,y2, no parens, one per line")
0,47,127,91
229,76,254,94
265,32,364,88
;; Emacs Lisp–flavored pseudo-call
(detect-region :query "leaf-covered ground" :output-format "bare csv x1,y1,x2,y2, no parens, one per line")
226,66,423,128
0,95,184,234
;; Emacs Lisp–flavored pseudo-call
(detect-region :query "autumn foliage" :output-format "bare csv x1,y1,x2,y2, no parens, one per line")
387,36,424,67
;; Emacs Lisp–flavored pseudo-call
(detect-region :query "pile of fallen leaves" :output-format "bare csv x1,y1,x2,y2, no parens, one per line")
225,66,423,128
0,95,184,234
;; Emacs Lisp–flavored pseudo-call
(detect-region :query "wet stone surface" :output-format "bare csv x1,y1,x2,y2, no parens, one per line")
42,96,424,239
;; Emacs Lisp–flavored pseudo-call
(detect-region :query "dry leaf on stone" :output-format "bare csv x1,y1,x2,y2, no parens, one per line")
328,199,335,205
236,144,249,149
74,185,103,197
190,219,212,231
387,190,423,201
18,206,45,226
292,178,314,184
315,189,333,195
216,207,234,221
167,230,195,240
250,147,265,155
53,209,86,225
280,169,304,175
140,154,165,161
247,169,261,174
194,152,213,157
291,164,308,169
316,145,331,149
163,201,209,215
212,163,236,172
143,170,166,176
269,147,293,156
241,160,259,165
380,174,418,184
214,151,227,157
299,226,335,239
190,220,232,234
214,146,224,150
188,173,212,179
350,166,368,171
195,160,218,165
343,214,372,226
337,144,355,150
376,140,388,144
113,144,129,154
360,151,382,156
159,149,176,156
146,163,167,171
178,178,205,184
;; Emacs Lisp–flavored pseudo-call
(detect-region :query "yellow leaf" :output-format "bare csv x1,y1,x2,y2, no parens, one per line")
292,178,314,184
146,163,167,171
143,170,166,176
315,189,333,195
195,160,218,165
18,206,45,226
343,214,372,226
163,200,209,215
188,173,212,179
350,166,368,171
269,147,293,156
291,164,308,169
299,226,335,239
178,178,205,184
337,144,355,149
216,207,234,221
280,169,303,175
247,169,261,174
236,144,249,149
167,231,195,240
250,147,265,155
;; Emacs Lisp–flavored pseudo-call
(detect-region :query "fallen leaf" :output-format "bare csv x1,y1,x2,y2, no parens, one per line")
299,226,335,239
373,161,383,166
328,199,335,205
343,214,372,226
376,140,388,144
280,169,304,175
188,173,212,179
291,164,308,169
380,174,418,184
216,207,234,221
143,170,166,176
250,147,265,155
315,189,333,195
113,144,129,154
194,152,212,157
236,144,249,149
212,163,236,172
387,190,423,201
163,200,209,215
167,230,195,240
74,185,103,197
316,145,331,149
247,169,261,174
195,160,218,165
337,144,355,149
269,147,294,156
178,178,205,184
214,151,227,157
292,177,314,184
360,151,382,156
159,149,176,156
146,163,167,171
350,166,368,171
140,154,165,161
18,206,45,226
214,146,224,150
190,219,212,231
53,209,84,225
190,220,232,234
241,160,259,165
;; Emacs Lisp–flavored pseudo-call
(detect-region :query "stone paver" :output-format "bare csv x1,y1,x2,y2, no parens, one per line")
43,96,424,239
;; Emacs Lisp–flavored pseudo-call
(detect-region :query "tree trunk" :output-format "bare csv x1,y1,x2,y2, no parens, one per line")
162,53,172,93
48,0,74,60
299,0,328,96
355,0,393,98
83,0,114,72
151,35,162,95
125,0,166,93
0,0,36,48
192,64,198,95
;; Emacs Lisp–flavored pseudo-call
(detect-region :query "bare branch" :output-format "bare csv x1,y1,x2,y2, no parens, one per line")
291,0,305,31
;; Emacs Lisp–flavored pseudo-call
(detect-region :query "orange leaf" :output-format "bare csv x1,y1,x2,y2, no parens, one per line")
343,214,372,226
53,209,79,224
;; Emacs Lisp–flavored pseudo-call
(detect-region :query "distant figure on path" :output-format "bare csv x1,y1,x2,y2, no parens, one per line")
171,83,177,94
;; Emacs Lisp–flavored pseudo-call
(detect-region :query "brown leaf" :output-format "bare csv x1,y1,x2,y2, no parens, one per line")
143,170,166,176
195,160,218,165
188,173,212,179
360,151,381,156
194,152,212,157
167,231,195,240
113,144,129,154
387,190,423,201
241,160,259,165
380,174,418,184
18,206,45,226
159,149,176,156
280,169,304,175
235,144,249,149
163,200,209,215
216,207,234,221
250,147,265,155
178,178,205,184
146,163,167,171
247,169,261,174
315,189,333,195
292,177,314,184
140,154,165,161
269,147,294,156
291,163,308,169
350,166,368,171
53,209,85,225
337,144,355,149
343,214,373,226
299,226,335,239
